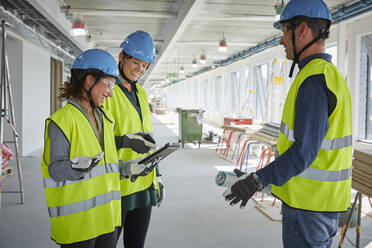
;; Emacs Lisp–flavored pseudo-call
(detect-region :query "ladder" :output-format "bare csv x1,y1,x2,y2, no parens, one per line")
0,20,24,210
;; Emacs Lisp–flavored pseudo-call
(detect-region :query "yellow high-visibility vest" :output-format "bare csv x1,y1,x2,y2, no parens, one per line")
41,103,121,244
271,59,352,211
103,84,158,197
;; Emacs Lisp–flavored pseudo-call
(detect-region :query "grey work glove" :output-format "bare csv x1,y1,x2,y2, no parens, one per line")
70,152,104,172
156,177,165,207
223,169,263,209
122,133,156,154
119,160,155,181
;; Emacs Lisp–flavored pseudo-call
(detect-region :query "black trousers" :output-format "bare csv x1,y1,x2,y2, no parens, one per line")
118,206,152,248
60,227,119,248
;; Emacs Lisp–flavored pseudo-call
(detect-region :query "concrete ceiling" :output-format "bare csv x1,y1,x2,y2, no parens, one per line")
62,0,354,88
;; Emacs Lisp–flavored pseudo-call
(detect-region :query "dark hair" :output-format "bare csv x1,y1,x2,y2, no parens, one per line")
289,16,330,40
58,69,106,101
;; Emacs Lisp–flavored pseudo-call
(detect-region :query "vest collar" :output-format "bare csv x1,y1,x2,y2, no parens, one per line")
298,53,332,70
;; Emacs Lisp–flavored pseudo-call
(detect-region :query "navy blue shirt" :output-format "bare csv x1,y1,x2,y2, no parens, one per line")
255,54,339,215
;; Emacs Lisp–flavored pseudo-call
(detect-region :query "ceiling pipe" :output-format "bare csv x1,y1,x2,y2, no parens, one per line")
0,6,75,61
169,0,372,85
332,0,372,24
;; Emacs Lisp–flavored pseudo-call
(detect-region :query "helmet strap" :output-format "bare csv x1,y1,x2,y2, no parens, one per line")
289,23,330,78
84,77,100,109
118,61,138,86
97,106,113,123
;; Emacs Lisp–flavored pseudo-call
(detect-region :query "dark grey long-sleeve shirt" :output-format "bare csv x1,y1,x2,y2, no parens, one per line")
47,99,103,182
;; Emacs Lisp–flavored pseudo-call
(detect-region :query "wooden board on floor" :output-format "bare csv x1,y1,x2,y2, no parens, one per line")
252,196,282,222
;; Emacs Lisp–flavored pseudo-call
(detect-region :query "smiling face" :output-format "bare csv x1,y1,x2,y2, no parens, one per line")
90,76,115,107
120,53,149,82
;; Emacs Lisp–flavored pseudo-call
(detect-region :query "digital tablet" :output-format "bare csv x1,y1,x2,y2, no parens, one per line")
138,142,180,165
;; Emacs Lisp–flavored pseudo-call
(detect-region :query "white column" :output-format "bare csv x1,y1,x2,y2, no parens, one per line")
347,22,361,144
337,22,347,78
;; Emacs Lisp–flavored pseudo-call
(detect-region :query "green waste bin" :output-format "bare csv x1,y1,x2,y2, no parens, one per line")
177,108,203,148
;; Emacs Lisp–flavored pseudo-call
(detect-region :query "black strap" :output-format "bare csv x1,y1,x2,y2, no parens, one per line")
118,61,138,92
289,26,329,78
97,107,113,123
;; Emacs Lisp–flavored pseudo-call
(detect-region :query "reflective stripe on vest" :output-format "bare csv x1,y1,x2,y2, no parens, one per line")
280,121,352,150
43,163,119,188
297,167,352,182
48,190,121,217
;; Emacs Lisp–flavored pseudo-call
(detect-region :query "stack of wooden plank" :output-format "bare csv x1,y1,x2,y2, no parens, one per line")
352,149,372,197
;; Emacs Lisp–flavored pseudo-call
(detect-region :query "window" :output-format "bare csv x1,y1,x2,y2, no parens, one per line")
215,76,222,113
230,71,240,116
326,44,338,66
253,63,270,121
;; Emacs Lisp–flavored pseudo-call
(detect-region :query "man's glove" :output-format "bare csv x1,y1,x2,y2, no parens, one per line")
223,169,263,209
122,133,156,154
119,160,155,181
156,177,164,207
70,152,104,172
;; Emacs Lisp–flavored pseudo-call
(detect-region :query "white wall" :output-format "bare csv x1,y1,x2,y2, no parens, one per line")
22,42,51,156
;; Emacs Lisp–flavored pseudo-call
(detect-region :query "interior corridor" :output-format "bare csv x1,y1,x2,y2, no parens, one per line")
0,113,370,248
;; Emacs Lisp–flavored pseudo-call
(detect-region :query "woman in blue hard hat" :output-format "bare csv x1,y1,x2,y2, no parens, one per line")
41,49,122,248
103,30,162,248
223,0,352,247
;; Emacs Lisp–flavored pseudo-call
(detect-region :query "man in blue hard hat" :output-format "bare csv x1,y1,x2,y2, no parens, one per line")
103,31,163,248
223,0,352,247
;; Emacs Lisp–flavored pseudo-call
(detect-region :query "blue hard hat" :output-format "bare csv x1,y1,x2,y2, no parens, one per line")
273,0,331,30
72,49,119,79
120,30,155,64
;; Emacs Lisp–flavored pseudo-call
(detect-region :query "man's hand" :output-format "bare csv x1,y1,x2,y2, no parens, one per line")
70,152,104,172
223,169,263,209
122,133,156,154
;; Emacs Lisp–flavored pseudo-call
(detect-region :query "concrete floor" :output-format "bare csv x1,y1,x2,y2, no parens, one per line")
0,113,371,248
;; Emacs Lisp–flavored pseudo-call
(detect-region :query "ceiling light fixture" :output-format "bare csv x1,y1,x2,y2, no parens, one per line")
219,33,227,52
70,20,86,36
192,57,197,68
200,54,207,64
275,0,285,22
179,66,185,74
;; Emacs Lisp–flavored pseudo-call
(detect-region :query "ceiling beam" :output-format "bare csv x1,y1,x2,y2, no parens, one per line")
94,39,256,47
68,8,176,18
177,41,257,46
193,15,275,22
93,38,164,44
143,0,205,85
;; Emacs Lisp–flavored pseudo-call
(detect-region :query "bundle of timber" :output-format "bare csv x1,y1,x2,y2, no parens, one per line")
352,149,372,197
258,122,280,138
